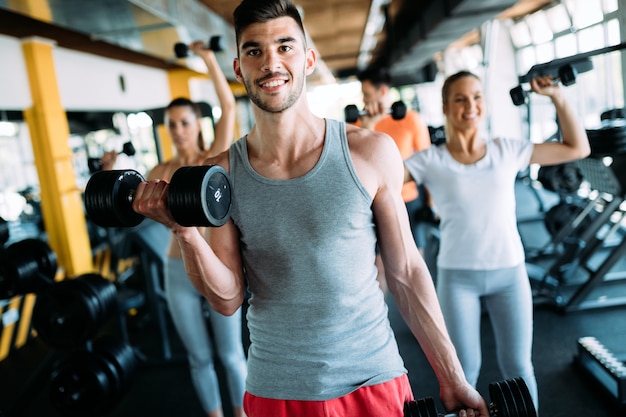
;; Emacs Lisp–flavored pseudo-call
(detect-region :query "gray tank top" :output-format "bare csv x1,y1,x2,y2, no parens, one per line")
229,118,406,400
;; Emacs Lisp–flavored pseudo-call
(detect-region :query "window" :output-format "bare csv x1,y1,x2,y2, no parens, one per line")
510,0,624,131
565,0,603,29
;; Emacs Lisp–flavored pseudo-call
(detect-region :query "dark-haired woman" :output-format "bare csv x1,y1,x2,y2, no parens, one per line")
147,42,247,417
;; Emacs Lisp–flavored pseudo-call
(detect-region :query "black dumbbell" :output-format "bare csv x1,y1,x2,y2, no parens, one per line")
49,335,138,417
88,141,136,173
404,377,536,417
32,273,118,348
83,165,232,228
0,238,57,299
510,64,580,106
174,36,223,58
344,100,407,123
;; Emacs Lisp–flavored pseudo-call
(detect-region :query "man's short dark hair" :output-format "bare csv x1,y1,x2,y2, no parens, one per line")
233,0,306,49
357,67,392,89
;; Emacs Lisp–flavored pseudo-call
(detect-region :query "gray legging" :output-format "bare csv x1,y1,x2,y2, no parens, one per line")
165,257,247,413
437,264,538,412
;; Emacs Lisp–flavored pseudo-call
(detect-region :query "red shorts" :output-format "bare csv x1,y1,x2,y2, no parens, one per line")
243,374,414,417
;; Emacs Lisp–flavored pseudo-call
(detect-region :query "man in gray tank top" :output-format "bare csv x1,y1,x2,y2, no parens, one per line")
132,0,488,415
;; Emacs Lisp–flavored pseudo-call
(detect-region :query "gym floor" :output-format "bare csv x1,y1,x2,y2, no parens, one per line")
1,178,625,417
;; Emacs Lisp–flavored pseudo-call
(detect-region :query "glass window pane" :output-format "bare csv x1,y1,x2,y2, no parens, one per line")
607,19,620,45
527,11,553,44
510,20,532,48
577,25,605,53
545,3,572,33
566,0,603,29
516,46,537,74
536,42,554,64
554,33,578,58
603,0,618,13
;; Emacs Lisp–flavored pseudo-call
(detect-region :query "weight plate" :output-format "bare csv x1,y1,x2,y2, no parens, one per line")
9,238,57,280
423,397,438,417
508,377,537,417
50,352,110,417
344,104,360,123
489,380,512,417
33,274,117,348
391,101,407,120
84,170,145,227
168,165,232,227
407,399,421,417
174,42,188,58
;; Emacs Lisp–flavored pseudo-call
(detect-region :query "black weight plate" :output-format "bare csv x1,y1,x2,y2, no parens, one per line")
50,352,113,417
489,380,512,417
84,170,144,227
391,101,407,120
416,398,431,417
510,377,537,417
423,397,438,417
32,275,116,348
500,379,521,417
502,380,527,417
33,284,92,348
209,35,223,52
174,42,188,58
8,238,58,280
168,165,232,227
96,337,138,390
344,104,360,123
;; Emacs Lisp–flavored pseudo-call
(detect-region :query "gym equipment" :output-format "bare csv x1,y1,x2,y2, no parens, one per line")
0,238,57,299
49,336,138,417
174,36,223,58
404,377,536,417
32,273,118,348
537,162,583,195
87,141,136,173
586,122,626,157
529,154,626,312
575,336,626,408
84,165,232,228
344,100,407,123
510,41,626,106
543,200,596,241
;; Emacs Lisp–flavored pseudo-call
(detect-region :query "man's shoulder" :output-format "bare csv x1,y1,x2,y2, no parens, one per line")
346,122,392,143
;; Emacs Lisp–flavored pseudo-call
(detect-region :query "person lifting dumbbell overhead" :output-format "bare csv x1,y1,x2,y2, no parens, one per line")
90,34,245,417
131,1,489,416
149,36,246,417
403,70,591,415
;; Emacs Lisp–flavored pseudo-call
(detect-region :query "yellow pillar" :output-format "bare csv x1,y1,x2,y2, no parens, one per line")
22,37,93,277
7,0,52,21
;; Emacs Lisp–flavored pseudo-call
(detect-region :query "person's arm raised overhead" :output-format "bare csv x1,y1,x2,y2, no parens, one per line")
529,75,590,166
189,41,237,157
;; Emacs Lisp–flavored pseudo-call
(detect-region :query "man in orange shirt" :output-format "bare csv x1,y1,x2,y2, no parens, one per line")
355,67,434,291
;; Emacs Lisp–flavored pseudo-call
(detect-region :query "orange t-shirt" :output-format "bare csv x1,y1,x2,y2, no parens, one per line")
356,109,431,202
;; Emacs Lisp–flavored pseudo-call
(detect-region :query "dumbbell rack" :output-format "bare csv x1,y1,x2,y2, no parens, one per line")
575,336,626,408
531,156,626,312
